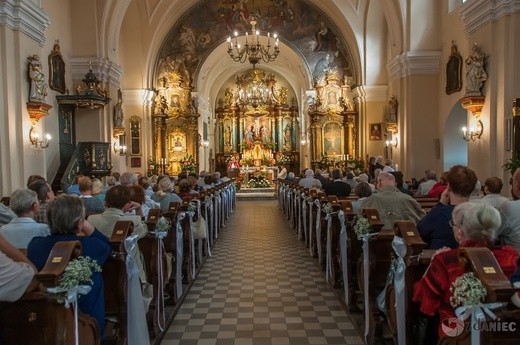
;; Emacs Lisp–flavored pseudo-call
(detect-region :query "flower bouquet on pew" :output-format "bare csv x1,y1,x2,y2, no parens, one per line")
353,217,373,239
450,272,487,309
155,216,171,238
53,256,102,304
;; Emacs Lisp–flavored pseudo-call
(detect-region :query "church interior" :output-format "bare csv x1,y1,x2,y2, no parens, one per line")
2,0,520,344
0,0,518,193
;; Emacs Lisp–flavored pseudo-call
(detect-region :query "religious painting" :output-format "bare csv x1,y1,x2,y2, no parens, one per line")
129,115,141,156
169,132,186,153
48,40,66,94
369,123,382,141
131,157,141,168
446,42,462,95
322,121,343,156
282,118,292,151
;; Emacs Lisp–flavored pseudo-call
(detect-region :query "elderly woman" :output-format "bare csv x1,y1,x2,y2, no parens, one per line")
151,176,182,212
413,201,519,339
27,195,111,336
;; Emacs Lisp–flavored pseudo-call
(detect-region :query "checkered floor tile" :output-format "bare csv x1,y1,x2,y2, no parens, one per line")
160,200,363,345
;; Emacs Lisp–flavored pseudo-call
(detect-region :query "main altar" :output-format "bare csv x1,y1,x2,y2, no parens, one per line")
214,68,300,175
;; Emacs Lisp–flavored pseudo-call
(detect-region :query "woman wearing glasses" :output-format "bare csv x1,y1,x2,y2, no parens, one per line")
413,201,519,339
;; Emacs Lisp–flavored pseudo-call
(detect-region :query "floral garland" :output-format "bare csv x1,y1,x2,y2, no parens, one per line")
56,256,101,303
277,154,291,164
247,174,270,188
450,272,487,308
322,202,334,214
353,217,372,239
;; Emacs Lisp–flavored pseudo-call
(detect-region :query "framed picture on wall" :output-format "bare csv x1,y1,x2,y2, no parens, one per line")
131,157,141,168
446,42,462,95
48,40,66,94
369,123,383,141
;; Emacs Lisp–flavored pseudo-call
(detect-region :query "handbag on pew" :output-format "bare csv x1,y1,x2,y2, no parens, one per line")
193,215,207,239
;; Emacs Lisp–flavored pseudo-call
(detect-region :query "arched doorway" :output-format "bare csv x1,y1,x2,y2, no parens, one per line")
443,101,467,170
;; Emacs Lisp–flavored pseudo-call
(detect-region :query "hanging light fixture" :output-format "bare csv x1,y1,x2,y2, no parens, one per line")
235,69,278,109
226,2,280,68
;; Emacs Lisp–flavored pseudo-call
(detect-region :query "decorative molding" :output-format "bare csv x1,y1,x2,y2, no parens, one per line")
69,57,123,88
355,85,387,102
0,0,51,47
122,89,152,106
460,0,520,36
387,51,442,82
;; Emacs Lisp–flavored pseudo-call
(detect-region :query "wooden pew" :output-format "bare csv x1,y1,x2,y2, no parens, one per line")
357,208,393,345
414,196,439,213
384,220,430,345
0,241,100,345
103,220,133,344
439,247,520,345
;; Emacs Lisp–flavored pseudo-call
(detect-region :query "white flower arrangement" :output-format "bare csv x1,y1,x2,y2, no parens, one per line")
155,216,171,233
247,174,270,188
187,202,197,213
450,272,487,308
354,217,372,239
56,256,101,303
322,202,333,214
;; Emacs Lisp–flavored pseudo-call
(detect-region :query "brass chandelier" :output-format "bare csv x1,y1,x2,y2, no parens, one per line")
226,16,280,68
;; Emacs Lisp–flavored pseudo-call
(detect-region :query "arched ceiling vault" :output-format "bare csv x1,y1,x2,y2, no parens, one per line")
108,0,403,101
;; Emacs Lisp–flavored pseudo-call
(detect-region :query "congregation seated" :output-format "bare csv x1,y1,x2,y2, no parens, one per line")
78,176,105,216
413,202,519,340
152,177,182,212
414,169,437,196
342,171,358,189
324,169,351,197
0,189,50,249
0,233,38,302
418,165,478,250
497,167,520,250
361,171,424,229
28,179,55,224
120,171,138,187
27,195,111,335
91,178,105,202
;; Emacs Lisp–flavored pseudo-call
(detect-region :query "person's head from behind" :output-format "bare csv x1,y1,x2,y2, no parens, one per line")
158,177,174,192
105,185,131,209
355,182,372,198
451,202,500,243
47,195,85,235
484,176,503,195
91,178,103,196
128,185,145,204
187,175,197,189
120,172,137,186
305,169,314,178
179,179,191,193
28,179,54,202
138,176,150,190
106,175,117,188
287,172,295,180
346,172,354,180
425,170,437,181
27,174,45,187
10,189,39,217
204,175,213,185
331,169,342,180
439,171,449,185
446,165,478,198
390,171,404,188
376,172,396,190
375,156,384,165
78,176,93,195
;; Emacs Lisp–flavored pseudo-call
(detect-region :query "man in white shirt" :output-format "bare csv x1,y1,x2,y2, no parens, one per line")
415,170,437,196
481,177,509,209
298,169,322,189
0,189,50,249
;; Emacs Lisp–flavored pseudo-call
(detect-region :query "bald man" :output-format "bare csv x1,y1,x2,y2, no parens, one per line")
361,171,425,229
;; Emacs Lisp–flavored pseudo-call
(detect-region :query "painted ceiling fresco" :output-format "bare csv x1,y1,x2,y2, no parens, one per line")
155,0,354,89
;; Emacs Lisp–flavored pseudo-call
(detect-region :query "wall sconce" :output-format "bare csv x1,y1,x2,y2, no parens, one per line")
385,136,398,148
113,134,127,155
462,119,483,141
29,126,51,149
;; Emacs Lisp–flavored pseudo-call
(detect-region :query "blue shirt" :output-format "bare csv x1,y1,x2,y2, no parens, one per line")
27,229,111,335
417,203,458,249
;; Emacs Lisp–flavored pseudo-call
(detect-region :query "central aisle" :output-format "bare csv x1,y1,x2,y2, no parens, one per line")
161,200,363,345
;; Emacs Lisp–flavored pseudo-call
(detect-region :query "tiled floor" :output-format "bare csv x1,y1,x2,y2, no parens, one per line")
160,200,363,345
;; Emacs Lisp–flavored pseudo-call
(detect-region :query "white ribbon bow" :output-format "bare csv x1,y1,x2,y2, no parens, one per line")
361,232,378,339
455,302,506,344
392,236,407,345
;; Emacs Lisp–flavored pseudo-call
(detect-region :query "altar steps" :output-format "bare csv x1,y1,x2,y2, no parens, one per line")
236,187,277,200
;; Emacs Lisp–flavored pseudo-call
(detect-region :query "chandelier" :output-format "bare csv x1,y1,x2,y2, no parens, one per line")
226,16,280,68
235,69,278,109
